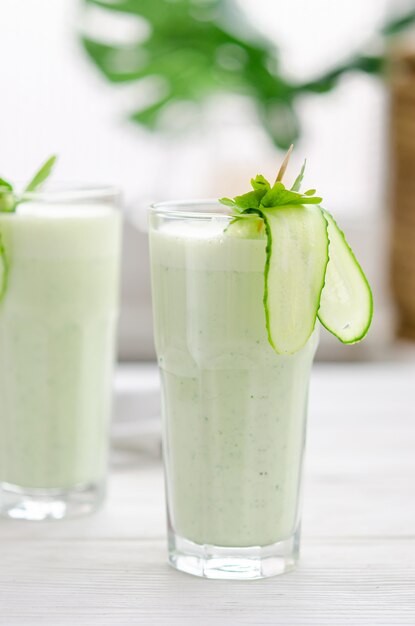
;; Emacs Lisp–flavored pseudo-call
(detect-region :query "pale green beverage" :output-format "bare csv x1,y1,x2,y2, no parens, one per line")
149,202,318,578
0,192,121,520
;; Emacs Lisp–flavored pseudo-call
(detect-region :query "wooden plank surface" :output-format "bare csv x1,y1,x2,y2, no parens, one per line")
0,363,414,625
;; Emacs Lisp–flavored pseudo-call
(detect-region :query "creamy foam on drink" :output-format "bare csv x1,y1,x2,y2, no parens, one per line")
0,202,120,489
151,218,317,547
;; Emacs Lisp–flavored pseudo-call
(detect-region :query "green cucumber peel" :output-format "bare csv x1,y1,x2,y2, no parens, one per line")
0,155,58,302
219,152,373,354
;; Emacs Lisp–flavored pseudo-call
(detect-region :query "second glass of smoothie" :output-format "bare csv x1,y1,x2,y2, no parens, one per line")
149,201,318,580
0,186,121,520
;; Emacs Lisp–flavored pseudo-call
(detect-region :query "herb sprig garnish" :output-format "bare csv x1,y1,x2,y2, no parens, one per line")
0,155,57,214
220,152,322,215
0,155,57,303
219,147,373,355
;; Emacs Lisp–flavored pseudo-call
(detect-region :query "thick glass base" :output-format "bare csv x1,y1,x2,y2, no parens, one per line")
168,530,300,580
0,481,105,521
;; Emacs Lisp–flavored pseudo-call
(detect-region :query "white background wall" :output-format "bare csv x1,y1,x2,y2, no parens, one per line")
0,0,407,358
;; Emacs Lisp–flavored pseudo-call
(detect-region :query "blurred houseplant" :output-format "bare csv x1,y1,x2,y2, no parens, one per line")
81,0,415,149
81,0,415,355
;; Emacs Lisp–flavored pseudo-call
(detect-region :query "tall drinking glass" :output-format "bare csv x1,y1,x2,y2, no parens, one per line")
0,187,121,520
149,201,318,580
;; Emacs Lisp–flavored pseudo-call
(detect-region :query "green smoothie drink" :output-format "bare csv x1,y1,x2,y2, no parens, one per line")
0,176,121,520
151,217,316,549
150,150,373,579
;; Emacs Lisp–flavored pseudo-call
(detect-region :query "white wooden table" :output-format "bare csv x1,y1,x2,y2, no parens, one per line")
1,362,415,625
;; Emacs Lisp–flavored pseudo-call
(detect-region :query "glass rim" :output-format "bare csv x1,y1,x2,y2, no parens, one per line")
19,183,120,203
150,199,236,220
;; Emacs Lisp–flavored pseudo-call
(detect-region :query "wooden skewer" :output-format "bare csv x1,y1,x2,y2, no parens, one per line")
275,144,294,183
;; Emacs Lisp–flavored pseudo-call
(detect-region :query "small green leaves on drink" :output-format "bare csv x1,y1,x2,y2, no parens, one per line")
0,180,16,213
24,155,57,194
219,151,373,354
0,178,13,191
219,197,237,208
290,160,306,192
221,175,322,217
0,154,58,214
0,155,58,303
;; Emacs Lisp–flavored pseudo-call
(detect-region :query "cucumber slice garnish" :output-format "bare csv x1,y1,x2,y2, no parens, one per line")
261,205,329,354
318,210,373,343
220,147,373,354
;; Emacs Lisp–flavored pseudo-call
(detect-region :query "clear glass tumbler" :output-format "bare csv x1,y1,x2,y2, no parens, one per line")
0,186,121,520
149,201,318,580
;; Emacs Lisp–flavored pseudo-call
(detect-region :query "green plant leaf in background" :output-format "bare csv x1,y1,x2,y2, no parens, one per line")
81,0,415,149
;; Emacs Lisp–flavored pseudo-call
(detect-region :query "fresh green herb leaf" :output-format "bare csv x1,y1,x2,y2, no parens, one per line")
0,178,13,191
261,182,322,207
301,195,322,203
251,175,270,192
224,149,323,211
219,197,236,208
0,190,16,213
233,189,267,210
262,183,302,207
290,160,306,192
0,177,15,213
0,155,58,304
0,155,58,214
24,155,57,194
224,165,323,217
